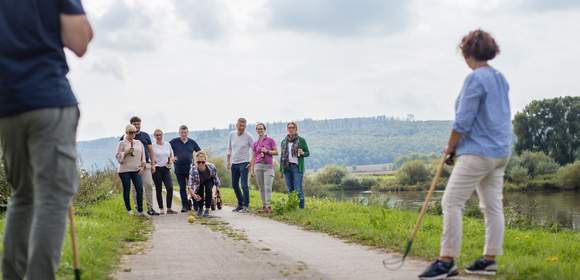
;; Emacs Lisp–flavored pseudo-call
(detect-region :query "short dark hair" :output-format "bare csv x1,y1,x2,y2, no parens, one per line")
459,29,500,61
287,122,298,129
179,125,188,131
129,116,141,124
256,122,266,130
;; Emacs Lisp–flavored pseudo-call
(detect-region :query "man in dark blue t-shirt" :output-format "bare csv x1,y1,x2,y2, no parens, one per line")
169,125,201,212
0,0,93,279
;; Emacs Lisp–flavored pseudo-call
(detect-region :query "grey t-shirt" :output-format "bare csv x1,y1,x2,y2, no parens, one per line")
227,131,254,164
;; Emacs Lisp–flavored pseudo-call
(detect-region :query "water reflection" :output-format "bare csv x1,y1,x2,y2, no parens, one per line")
309,189,580,231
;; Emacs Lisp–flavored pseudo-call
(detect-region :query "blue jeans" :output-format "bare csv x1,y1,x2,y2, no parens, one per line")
175,173,190,210
231,162,250,207
284,163,304,208
119,171,143,212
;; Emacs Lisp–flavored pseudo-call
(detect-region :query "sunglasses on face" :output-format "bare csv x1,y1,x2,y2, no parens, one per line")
197,161,206,164
154,134,162,137
127,131,136,134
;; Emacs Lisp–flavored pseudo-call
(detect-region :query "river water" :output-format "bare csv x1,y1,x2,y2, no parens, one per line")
317,190,580,231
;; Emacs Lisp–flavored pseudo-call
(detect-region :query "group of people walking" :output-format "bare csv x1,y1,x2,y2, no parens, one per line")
114,117,310,217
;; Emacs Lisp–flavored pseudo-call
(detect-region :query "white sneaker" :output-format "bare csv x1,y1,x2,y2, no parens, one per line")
136,211,146,217
159,209,165,215
128,210,134,215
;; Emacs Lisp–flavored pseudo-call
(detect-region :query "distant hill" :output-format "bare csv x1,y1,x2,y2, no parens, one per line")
77,116,451,171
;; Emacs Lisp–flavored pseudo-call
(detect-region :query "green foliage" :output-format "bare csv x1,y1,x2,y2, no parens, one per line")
557,161,580,190
393,152,439,170
272,191,299,215
508,165,530,185
314,165,348,185
209,156,232,190
519,151,560,178
397,160,430,186
74,169,120,209
0,161,9,212
337,175,377,190
513,96,580,165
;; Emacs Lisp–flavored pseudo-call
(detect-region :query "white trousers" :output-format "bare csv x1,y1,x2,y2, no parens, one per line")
440,155,508,257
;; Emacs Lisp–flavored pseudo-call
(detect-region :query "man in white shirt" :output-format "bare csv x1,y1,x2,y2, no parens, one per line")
227,118,254,212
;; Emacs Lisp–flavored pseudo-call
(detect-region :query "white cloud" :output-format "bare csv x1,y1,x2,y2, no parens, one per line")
67,0,580,140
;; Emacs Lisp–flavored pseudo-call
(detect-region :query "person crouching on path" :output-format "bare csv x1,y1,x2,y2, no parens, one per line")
116,125,147,217
419,29,511,280
152,129,177,214
250,123,278,214
188,151,221,217
280,122,310,209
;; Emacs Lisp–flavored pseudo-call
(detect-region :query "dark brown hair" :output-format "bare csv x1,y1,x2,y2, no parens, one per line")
129,116,141,124
459,29,500,61
256,122,267,130
287,122,298,129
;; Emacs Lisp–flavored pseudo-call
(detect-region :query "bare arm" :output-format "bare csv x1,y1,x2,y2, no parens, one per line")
60,14,93,57
446,130,462,155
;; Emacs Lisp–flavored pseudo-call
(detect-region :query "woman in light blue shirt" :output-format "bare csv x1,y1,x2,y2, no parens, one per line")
420,29,512,280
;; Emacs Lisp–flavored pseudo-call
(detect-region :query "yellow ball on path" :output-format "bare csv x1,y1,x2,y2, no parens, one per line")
188,215,196,224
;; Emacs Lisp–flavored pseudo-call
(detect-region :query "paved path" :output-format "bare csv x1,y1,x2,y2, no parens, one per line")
115,194,476,280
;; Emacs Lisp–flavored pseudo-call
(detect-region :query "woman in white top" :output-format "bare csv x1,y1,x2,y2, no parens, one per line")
116,124,146,216
152,129,177,214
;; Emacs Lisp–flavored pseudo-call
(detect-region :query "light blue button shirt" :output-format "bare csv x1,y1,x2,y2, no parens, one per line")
453,66,512,158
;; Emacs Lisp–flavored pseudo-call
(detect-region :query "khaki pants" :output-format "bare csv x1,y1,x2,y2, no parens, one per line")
0,107,79,280
254,163,274,207
132,163,154,211
440,155,508,258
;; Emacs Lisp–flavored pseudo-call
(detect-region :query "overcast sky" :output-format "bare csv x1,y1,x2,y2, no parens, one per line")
69,0,580,140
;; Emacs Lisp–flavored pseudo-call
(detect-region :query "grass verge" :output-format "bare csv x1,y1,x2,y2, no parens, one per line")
0,195,152,279
219,187,579,280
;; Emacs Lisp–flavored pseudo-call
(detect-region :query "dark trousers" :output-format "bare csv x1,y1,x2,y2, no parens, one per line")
195,180,213,210
153,166,173,209
284,163,305,208
175,173,190,210
231,162,250,207
119,171,144,212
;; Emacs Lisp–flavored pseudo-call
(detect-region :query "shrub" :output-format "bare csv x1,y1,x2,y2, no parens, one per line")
74,169,121,210
209,156,231,191
314,165,348,185
397,160,430,186
272,191,299,215
519,151,560,178
507,165,529,185
557,161,580,190
338,176,377,190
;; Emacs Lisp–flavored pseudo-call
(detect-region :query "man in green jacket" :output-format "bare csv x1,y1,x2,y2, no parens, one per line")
280,122,310,208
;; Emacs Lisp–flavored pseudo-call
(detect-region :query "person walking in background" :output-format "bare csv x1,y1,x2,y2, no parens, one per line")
116,125,147,217
122,116,159,216
0,0,92,278
170,125,201,212
250,123,278,214
227,118,254,213
188,151,221,217
152,129,177,214
419,29,511,280
280,122,310,209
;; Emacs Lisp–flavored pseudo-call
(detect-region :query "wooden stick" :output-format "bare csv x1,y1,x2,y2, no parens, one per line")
408,157,446,242
68,204,81,280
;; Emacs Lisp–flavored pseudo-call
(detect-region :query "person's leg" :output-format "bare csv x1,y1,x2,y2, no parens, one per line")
194,186,204,213
284,169,295,193
142,165,155,212
131,172,144,213
231,163,243,208
263,167,274,207
153,168,164,210
440,155,491,259
255,165,266,208
118,173,133,211
203,183,212,209
161,167,173,209
0,114,35,279
25,107,79,280
240,162,250,208
293,166,305,208
476,158,508,258
176,173,189,211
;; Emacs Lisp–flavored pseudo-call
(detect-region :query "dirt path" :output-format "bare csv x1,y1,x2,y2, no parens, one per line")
115,195,476,280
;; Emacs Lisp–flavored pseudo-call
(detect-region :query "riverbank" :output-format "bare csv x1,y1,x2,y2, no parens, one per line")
219,187,580,280
0,195,152,279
